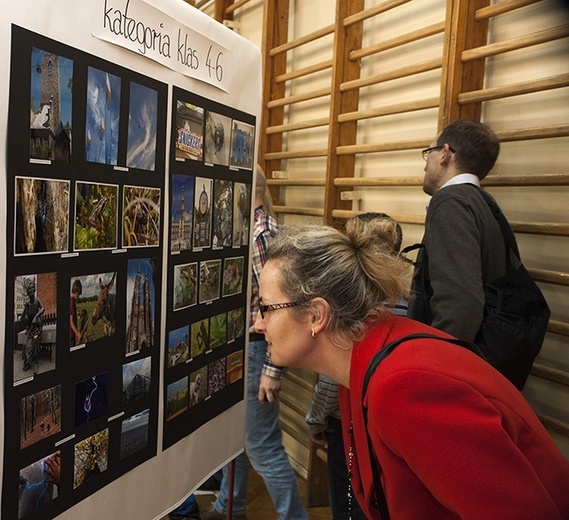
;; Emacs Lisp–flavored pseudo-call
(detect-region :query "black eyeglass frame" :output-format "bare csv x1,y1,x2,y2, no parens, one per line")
421,144,456,161
258,301,299,319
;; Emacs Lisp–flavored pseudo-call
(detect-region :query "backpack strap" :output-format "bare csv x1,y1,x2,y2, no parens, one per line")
361,333,482,520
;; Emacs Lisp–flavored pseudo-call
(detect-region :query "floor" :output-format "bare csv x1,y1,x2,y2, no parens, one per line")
163,465,333,520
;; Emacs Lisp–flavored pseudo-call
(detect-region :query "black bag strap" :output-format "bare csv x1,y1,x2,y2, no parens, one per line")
361,333,482,520
469,184,521,260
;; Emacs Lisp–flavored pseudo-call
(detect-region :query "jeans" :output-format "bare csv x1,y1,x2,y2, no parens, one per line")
326,417,367,520
214,340,308,519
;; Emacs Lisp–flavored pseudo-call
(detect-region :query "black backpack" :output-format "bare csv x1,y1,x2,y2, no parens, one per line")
404,186,550,390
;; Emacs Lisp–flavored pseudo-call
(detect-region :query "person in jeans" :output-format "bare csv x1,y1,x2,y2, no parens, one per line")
201,165,308,520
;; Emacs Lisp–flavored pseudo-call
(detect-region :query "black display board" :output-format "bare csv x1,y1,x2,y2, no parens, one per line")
163,86,255,449
3,25,167,519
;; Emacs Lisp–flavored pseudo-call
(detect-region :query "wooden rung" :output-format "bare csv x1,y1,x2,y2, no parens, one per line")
334,176,423,186
344,0,411,27
280,420,312,449
458,73,569,105
336,138,429,155
476,0,544,21
266,117,330,135
509,221,569,237
340,58,442,92
264,149,328,160
284,370,316,392
332,209,425,224
269,24,335,57
268,179,326,186
274,205,325,217
266,87,331,108
224,0,249,16
276,59,334,84
339,97,439,123
462,24,569,62
548,320,569,337
528,268,569,287
350,21,445,61
531,363,569,387
495,124,569,142
536,412,569,438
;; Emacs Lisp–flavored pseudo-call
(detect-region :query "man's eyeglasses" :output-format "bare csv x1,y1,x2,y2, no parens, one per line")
259,301,298,319
421,145,455,161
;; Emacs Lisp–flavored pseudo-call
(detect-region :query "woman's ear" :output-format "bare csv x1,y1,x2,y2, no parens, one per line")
309,297,330,336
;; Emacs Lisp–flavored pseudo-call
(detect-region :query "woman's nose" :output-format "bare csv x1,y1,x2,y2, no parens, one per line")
254,311,265,333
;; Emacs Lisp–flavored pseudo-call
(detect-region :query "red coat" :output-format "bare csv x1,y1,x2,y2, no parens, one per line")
339,316,569,519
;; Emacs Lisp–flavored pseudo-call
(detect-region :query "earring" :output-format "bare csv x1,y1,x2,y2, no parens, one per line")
311,329,317,338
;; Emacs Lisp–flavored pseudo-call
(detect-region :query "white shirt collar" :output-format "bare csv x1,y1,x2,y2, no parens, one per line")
426,173,480,209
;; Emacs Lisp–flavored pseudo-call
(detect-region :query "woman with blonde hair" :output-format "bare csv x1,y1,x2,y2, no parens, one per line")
254,219,569,520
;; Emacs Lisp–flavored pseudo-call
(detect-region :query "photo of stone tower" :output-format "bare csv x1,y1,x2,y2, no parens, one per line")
30,48,73,162
126,259,156,353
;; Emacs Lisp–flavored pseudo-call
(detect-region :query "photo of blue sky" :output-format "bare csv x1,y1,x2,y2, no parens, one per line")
85,67,120,165
127,82,158,171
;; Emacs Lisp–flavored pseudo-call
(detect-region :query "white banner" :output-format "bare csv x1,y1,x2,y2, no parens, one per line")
94,0,231,92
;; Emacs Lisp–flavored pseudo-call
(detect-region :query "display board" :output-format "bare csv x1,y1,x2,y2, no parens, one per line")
0,1,261,519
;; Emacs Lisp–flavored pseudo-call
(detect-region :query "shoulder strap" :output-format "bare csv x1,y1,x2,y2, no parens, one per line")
361,332,482,520
362,333,481,400
469,184,520,260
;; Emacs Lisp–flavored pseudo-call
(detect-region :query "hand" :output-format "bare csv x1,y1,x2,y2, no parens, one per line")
310,432,328,446
44,451,61,486
258,373,282,403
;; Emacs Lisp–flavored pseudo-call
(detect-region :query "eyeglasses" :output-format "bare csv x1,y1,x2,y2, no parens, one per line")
421,145,455,161
258,301,298,319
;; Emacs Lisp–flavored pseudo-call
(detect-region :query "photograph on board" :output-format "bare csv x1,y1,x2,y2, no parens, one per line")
13,273,57,383
70,272,117,347
204,111,231,166
199,259,221,304
126,258,156,353
120,409,150,460
170,174,194,252
189,366,208,407
20,385,62,450
30,47,73,163
18,450,60,519
173,262,197,311
73,428,109,489
167,325,190,368
122,356,152,405
226,351,244,385
123,186,161,248
74,181,118,251
227,307,245,343
208,358,227,397
85,67,120,165
229,120,254,170
191,318,209,358
127,82,158,171
74,372,109,427
175,101,204,161
222,256,244,297
193,177,213,249
212,179,233,249
232,182,251,247
209,312,227,349
166,376,188,421
15,176,70,256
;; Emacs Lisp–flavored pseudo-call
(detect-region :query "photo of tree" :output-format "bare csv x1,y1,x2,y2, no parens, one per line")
212,180,233,249
73,429,109,489
199,259,221,303
15,177,70,256
232,182,250,247
20,385,61,450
